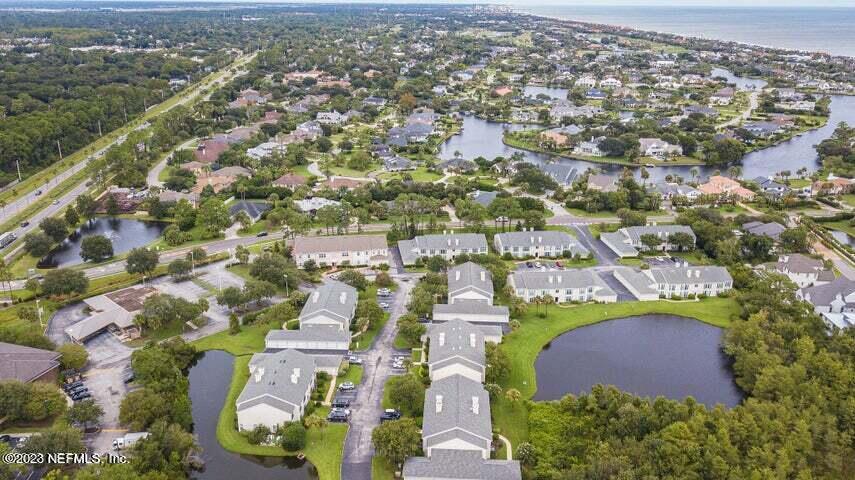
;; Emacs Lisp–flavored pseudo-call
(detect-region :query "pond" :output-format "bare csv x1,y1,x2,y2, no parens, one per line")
38,217,168,269
533,315,743,408
523,85,569,100
830,230,855,247
710,67,768,91
188,350,316,480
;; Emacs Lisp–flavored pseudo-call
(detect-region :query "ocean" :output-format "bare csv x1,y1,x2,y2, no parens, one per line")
516,5,855,58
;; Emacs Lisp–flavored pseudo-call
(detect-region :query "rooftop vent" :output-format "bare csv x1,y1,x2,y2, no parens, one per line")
469,333,476,348
472,396,479,414
439,332,445,347
436,394,443,413
340,292,347,304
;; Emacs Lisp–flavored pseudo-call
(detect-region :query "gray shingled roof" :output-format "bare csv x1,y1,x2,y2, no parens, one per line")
433,301,510,319
743,221,786,240
613,267,658,296
621,225,696,244
423,375,492,447
448,262,493,298
398,234,489,265
801,277,855,307
762,254,827,275
600,231,639,256
299,282,357,325
429,319,486,370
509,269,614,291
403,449,521,480
236,349,315,413
0,342,61,383
647,266,733,285
494,230,589,257
265,326,351,344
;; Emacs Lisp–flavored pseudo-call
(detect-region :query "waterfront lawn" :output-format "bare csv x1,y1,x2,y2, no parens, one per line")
377,166,442,183
214,354,347,480
492,297,740,451
822,220,855,237
192,321,278,356
500,297,739,399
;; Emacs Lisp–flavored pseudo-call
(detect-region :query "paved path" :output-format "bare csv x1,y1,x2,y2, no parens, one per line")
497,434,513,460
718,90,760,129
147,138,197,188
308,161,326,178
341,274,416,480
571,225,618,266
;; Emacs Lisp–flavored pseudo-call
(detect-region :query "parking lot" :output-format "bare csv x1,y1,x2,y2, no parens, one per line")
514,259,569,271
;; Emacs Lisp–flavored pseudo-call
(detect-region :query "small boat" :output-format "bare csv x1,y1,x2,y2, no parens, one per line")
645,163,656,168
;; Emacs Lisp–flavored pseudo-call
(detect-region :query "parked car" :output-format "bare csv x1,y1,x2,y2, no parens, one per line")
338,382,355,391
34,190,42,196
122,372,135,384
20,221,29,228
380,409,401,422
63,381,84,392
256,231,268,237
347,356,363,365
555,261,563,268
377,288,391,296
331,399,350,409
52,200,60,205
379,302,390,309
534,262,542,268
68,386,88,395
525,261,533,268
327,410,348,423
72,392,92,401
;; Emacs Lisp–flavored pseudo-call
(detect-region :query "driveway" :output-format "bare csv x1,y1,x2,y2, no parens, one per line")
597,270,637,302
340,274,416,480
572,225,618,266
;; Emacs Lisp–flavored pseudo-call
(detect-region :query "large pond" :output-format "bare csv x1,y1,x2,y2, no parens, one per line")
533,315,743,408
188,350,316,480
523,85,569,100
38,217,168,268
710,67,768,91
440,72,855,183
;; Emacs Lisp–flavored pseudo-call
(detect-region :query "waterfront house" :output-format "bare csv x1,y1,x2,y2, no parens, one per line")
758,254,834,288
697,175,756,201
508,269,617,304
403,449,521,480
422,375,493,459
427,319,486,383
614,264,733,300
236,349,316,431
798,277,855,330
586,173,618,192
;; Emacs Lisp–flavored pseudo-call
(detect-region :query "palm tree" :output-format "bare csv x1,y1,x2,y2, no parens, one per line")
640,167,650,187
689,166,700,183
0,259,12,302
542,295,555,319
304,414,327,440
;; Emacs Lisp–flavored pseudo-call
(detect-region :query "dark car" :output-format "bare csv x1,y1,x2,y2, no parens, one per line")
68,386,88,395
20,221,29,228
34,190,42,196
331,399,350,409
72,392,92,401
256,231,269,237
122,372,135,384
525,261,533,268
380,409,401,422
63,381,84,392
327,410,348,423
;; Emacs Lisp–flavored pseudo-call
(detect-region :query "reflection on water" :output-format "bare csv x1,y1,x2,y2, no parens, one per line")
188,350,317,480
38,217,167,268
533,315,743,408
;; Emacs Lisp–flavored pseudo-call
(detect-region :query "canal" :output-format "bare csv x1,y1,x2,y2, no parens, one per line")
188,350,316,480
533,315,743,408
440,75,855,183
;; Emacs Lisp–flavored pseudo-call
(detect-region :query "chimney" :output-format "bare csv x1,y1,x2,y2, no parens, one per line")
340,292,347,304
480,271,486,282
439,332,445,346
538,236,542,243
472,396,479,414
548,275,553,284
291,368,300,384
530,236,534,244
436,395,443,413
686,269,691,278
469,333,476,348
312,291,320,303
556,275,562,284
254,367,265,383
695,270,700,278
455,238,459,246
447,238,452,246
456,271,461,281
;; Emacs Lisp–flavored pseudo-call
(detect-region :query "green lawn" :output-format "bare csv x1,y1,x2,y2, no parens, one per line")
377,166,442,183
564,208,620,218
492,297,741,451
336,365,364,387
821,220,855,237
192,322,278,356
371,457,397,480
211,354,347,480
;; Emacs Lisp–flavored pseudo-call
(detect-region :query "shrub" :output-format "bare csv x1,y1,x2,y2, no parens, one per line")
280,422,307,451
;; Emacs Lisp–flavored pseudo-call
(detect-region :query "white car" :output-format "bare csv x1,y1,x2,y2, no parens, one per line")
379,302,390,309
338,382,356,391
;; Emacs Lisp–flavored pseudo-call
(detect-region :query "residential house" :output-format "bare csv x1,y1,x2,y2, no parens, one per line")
398,233,488,265
293,234,388,268
298,282,358,330
585,88,607,100
321,177,372,191
586,173,617,191
157,190,199,207
600,77,622,89
448,262,493,304
574,137,606,158
0,342,61,384
541,164,578,186
438,157,477,173
697,175,756,200
193,139,230,164
811,177,855,196
363,96,387,108
742,221,786,241
403,449,521,480
272,173,307,189
317,111,347,125
384,156,415,172
507,269,617,303
427,319,486,383
798,277,855,329
430,303,509,342
752,177,790,197
656,183,701,202
422,375,493,459
639,138,683,159
469,190,498,207
493,230,590,259
247,141,285,161
236,349,316,431
294,197,340,213
614,264,733,300
743,121,781,138
710,87,735,105
600,225,696,258
575,76,598,88
758,254,834,288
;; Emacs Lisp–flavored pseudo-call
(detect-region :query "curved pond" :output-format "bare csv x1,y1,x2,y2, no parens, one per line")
710,67,768,91
533,315,743,407
440,72,855,183
188,350,316,480
523,85,569,100
38,217,168,268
